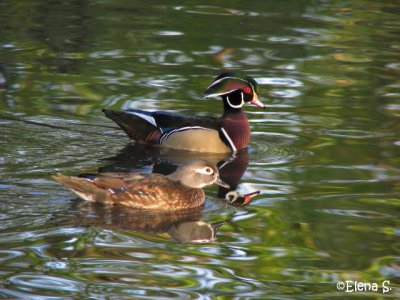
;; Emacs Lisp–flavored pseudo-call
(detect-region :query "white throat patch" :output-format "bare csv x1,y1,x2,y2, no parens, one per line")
226,92,245,109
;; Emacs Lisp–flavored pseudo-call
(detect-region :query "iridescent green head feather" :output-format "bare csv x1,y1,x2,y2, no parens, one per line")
204,72,255,97
203,72,264,108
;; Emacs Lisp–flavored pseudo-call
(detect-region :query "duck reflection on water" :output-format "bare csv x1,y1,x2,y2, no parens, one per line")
52,144,259,242
98,143,259,206
70,201,223,243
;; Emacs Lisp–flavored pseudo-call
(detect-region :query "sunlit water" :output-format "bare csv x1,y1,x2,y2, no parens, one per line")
0,1,399,299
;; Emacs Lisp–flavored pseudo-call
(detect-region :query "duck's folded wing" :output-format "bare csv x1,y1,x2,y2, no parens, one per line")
122,174,170,191
153,111,229,151
103,109,222,142
110,175,177,209
149,111,222,131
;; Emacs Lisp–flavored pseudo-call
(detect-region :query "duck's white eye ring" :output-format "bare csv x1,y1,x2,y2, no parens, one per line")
199,167,214,175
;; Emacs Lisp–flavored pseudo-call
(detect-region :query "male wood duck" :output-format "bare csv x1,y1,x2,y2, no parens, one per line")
103,72,264,153
225,190,260,206
52,161,229,211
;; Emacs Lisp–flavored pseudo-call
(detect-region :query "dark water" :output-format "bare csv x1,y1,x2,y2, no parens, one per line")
1,0,400,299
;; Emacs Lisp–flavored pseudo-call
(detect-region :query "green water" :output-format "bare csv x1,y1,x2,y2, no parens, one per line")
1,0,399,299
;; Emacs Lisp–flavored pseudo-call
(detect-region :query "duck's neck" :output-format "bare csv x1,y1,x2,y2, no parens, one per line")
221,97,250,151
222,95,244,115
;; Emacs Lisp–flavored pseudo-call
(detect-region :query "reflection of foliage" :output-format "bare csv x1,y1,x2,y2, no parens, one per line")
0,0,400,298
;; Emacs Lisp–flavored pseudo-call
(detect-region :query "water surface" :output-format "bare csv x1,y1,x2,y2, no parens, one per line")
0,0,399,299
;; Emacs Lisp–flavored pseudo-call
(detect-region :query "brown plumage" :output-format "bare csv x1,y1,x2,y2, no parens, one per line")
52,161,229,211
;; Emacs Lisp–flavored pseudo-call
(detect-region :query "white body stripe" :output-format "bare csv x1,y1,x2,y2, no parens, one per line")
220,127,237,152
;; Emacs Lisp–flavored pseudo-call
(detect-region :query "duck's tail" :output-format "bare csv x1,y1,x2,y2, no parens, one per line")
102,109,161,143
52,173,111,203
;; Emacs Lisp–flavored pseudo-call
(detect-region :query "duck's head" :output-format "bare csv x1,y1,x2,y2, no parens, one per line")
203,72,264,110
225,190,260,206
167,160,229,189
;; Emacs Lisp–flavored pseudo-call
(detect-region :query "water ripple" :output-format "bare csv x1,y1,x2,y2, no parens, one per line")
1,1,400,299
174,5,259,17
0,250,24,262
155,31,184,36
323,129,389,139
320,209,390,219
8,274,84,293
270,89,302,98
256,77,303,88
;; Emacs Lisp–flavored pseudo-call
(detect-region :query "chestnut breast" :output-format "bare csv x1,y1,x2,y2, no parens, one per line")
222,112,250,150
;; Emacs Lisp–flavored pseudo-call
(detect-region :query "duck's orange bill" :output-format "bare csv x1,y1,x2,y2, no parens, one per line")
249,92,265,108
242,190,260,205
231,190,260,206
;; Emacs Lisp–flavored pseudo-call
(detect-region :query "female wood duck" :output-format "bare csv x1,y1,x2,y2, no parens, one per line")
103,72,264,153
52,160,229,211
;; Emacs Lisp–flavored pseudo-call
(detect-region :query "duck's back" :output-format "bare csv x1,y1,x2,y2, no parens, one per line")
111,174,205,210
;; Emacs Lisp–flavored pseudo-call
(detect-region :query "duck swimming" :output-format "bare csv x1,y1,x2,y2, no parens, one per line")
52,160,229,211
103,72,264,153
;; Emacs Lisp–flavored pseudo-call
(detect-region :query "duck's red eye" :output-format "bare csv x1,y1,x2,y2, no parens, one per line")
243,86,251,94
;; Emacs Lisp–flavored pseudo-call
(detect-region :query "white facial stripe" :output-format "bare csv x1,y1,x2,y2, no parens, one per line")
206,76,248,90
204,88,238,98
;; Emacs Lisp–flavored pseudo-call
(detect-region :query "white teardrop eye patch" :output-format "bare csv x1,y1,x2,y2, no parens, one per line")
198,166,215,175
